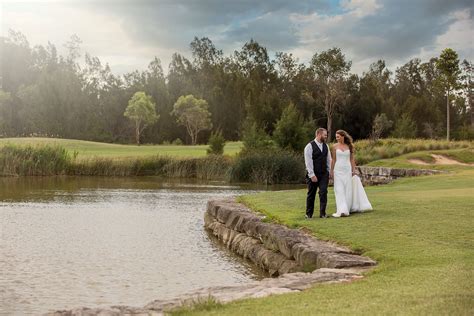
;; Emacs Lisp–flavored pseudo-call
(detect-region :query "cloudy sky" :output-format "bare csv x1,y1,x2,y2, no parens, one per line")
1,0,472,74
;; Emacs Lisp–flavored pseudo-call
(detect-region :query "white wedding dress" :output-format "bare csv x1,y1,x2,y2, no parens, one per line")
333,149,372,217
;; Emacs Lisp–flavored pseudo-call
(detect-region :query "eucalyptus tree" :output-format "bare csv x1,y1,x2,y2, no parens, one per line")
124,91,158,145
172,94,212,145
436,48,461,140
310,47,351,141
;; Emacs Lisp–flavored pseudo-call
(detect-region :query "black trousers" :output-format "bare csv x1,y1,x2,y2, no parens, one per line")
306,173,329,218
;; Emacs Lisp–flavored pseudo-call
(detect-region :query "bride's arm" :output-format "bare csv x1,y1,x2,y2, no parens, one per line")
350,150,357,175
330,146,336,178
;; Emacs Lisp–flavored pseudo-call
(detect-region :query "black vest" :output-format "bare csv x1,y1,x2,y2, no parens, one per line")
310,140,328,175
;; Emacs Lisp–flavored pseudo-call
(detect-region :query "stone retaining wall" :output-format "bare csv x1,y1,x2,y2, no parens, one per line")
357,166,444,185
204,199,376,276
47,199,377,315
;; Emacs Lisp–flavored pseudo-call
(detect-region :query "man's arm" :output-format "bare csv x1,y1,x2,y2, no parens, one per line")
304,143,315,178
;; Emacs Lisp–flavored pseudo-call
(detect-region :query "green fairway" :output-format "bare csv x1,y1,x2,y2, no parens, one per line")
0,137,242,159
177,169,474,315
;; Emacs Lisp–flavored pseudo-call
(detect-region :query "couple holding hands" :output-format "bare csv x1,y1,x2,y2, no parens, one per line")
304,128,372,219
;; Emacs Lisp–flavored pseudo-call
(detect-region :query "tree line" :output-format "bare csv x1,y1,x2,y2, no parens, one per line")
0,30,472,146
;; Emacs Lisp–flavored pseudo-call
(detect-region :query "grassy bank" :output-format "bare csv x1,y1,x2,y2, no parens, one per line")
174,169,474,315
0,144,233,179
354,138,471,164
366,147,474,171
0,137,242,159
0,138,471,183
0,137,470,163
0,142,304,183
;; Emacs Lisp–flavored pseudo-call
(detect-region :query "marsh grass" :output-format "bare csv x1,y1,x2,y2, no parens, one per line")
0,144,72,176
229,149,304,184
0,144,233,179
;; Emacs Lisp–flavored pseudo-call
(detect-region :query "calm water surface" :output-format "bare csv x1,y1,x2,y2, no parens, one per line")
0,176,300,315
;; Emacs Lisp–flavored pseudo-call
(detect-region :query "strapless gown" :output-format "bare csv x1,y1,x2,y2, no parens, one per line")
333,149,372,216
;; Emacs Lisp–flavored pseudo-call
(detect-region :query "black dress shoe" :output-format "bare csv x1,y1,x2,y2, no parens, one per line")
319,214,328,218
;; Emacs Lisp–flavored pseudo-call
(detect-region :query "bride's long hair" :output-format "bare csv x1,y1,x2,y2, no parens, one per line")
335,130,354,153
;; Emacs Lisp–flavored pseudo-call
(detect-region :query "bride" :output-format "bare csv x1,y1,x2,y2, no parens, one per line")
330,130,372,217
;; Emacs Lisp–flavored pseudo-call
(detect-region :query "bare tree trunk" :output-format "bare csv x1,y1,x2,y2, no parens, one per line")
470,86,474,127
446,89,450,141
327,113,333,142
136,121,140,145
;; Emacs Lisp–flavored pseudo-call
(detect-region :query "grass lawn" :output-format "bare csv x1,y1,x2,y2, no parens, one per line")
178,168,474,315
0,137,243,159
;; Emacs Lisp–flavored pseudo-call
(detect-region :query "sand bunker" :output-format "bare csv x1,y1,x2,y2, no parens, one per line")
408,154,473,166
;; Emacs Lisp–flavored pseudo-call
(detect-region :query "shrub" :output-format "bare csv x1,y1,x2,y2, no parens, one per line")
392,113,417,138
370,113,393,141
273,103,311,152
172,138,183,145
454,124,474,140
207,130,225,155
241,120,274,153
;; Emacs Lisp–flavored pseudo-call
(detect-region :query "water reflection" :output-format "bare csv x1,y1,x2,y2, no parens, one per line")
0,176,302,315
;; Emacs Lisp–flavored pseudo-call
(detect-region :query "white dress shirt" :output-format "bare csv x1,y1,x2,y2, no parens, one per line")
304,139,332,178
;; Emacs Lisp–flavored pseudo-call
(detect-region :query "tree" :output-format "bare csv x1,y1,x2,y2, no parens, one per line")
310,48,351,141
273,103,310,152
124,91,158,145
436,48,461,140
172,94,212,145
460,60,473,128
0,90,12,136
234,39,284,133
241,119,274,153
207,130,225,155
392,113,417,138
370,113,393,141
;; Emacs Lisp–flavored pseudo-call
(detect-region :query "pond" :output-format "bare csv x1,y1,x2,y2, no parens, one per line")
0,176,301,315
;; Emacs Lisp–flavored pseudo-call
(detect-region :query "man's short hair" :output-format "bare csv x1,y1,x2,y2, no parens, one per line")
315,128,327,136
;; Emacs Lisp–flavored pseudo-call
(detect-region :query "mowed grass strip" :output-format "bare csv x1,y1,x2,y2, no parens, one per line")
0,138,243,159
176,170,474,316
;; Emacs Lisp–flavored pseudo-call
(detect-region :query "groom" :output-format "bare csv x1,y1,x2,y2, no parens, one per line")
304,128,332,219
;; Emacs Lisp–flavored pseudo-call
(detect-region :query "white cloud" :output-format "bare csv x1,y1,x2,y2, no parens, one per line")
290,3,472,74
1,2,173,74
1,1,472,76
289,5,385,73
341,0,382,18
432,9,473,60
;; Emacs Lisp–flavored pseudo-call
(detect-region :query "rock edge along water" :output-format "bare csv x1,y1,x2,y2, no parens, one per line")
204,199,376,276
46,199,376,316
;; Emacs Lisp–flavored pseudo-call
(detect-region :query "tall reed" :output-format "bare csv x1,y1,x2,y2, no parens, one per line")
229,149,304,184
0,144,72,176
